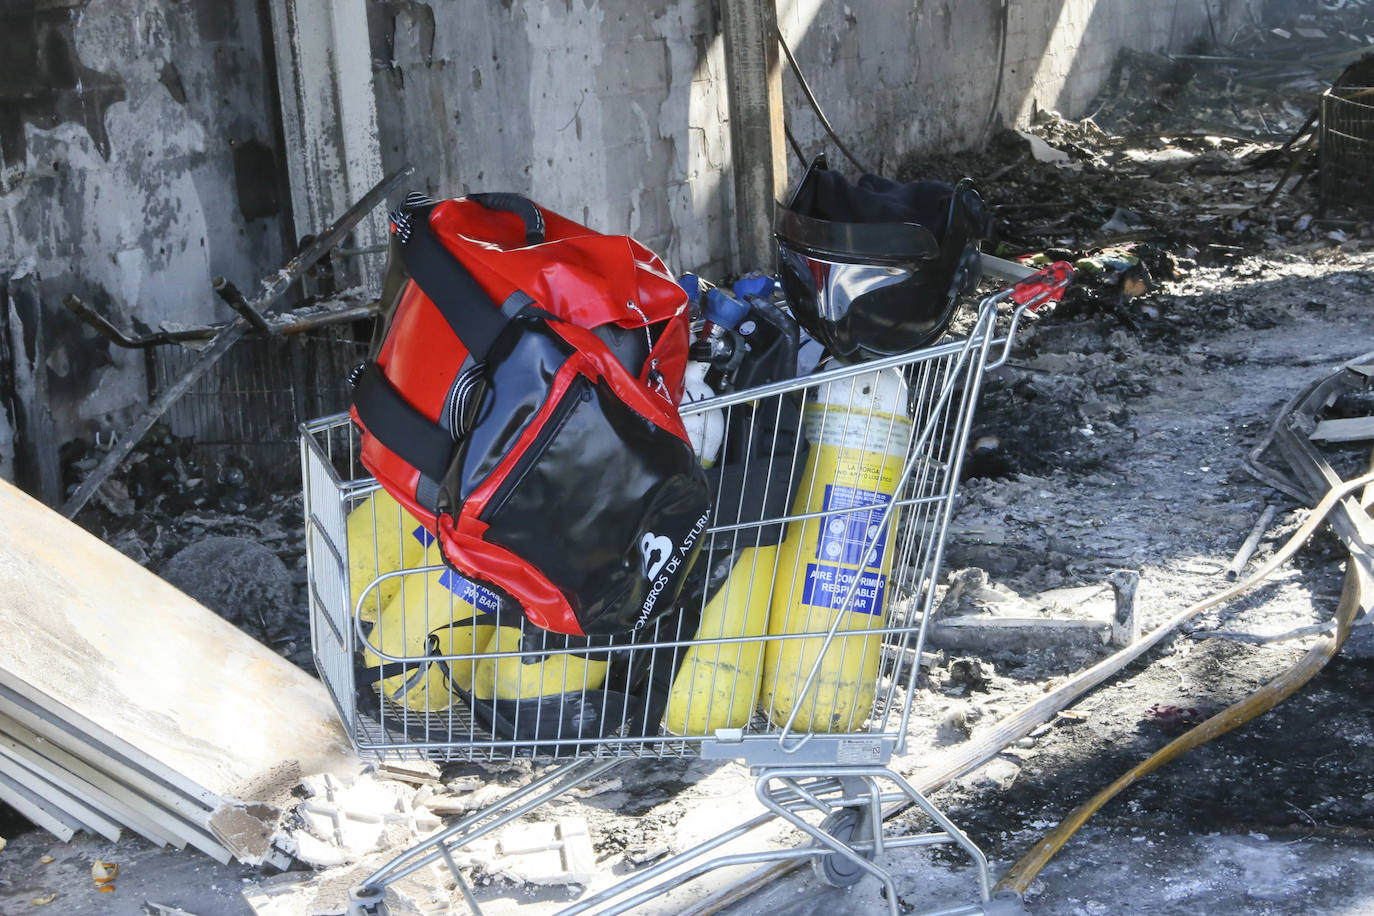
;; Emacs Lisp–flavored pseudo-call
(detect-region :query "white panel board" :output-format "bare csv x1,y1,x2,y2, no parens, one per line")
0,479,355,800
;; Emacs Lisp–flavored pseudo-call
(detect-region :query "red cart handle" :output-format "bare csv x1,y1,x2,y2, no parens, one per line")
1008,261,1074,314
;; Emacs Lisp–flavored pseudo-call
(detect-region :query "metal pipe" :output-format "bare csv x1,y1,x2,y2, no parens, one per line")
1224,504,1279,580
62,163,411,519
64,294,379,349
212,277,271,335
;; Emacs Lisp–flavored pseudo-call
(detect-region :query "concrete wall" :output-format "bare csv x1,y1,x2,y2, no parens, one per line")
0,0,1240,477
368,0,736,281
0,0,289,444
374,0,1246,279
777,0,1249,176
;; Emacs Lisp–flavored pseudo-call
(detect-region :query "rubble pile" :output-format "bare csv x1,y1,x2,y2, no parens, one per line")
64,426,311,665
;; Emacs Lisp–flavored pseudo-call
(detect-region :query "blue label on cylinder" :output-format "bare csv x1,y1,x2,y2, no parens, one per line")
411,525,436,548
817,485,890,567
437,570,500,614
801,563,887,615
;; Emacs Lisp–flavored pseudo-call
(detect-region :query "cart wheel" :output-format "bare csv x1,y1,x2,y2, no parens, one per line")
347,885,385,916
811,807,875,888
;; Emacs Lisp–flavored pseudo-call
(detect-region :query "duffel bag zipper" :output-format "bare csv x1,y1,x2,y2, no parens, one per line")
479,375,593,522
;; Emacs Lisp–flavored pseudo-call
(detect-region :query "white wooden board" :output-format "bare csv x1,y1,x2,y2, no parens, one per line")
0,683,214,822
0,768,80,841
0,752,123,841
0,480,356,808
0,655,240,862
0,719,182,849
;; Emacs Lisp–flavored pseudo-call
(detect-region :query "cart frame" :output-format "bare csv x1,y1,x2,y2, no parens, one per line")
301,266,1069,916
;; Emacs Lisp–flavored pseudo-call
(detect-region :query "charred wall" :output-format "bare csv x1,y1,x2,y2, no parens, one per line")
367,0,736,280
369,0,1243,277
0,0,1238,495
777,0,1251,175
0,0,288,462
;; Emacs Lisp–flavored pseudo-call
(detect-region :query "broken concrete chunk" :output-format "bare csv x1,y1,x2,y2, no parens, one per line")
383,880,453,916
938,567,1036,616
421,794,471,817
208,803,281,866
937,703,983,744
287,830,351,869
1015,129,1071,165
444,775,483,794
494,816,596,886
625,842,671,865
283,771,446,867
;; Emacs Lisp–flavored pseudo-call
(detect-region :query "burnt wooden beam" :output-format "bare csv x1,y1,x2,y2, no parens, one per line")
3,267,62,507
721,0,787,273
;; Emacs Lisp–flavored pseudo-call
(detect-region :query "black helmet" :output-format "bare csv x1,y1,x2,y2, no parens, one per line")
775,156,989,363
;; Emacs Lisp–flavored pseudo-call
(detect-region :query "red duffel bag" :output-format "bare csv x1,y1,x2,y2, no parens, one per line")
349,192,710,636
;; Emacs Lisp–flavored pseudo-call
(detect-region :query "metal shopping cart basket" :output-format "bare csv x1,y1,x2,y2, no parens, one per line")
300,264,1071,916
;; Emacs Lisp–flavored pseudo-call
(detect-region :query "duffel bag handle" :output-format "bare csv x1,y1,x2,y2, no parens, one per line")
468,193,546,246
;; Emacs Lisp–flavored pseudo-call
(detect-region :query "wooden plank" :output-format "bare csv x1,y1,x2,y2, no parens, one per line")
267,0,387,294
933,615,1110,630
1310,416,1374,443
0,753,123,841
0,683,216,818
721,0,787,271
0,478,356,812
0,669,217,808
0,718,183,849
0,769,78,841
0,688,234,863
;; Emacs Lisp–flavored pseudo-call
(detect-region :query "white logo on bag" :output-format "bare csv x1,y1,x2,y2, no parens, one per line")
634,513,710,629
639,532,674,581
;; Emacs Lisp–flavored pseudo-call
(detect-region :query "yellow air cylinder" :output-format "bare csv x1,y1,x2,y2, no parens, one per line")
362,555,500,711
474,626,609,702
759,368,912,733
346,490,432,622
664,543,776,735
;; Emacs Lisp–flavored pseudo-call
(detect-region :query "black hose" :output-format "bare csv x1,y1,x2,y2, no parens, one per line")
980,0,1011,147
783,120,808,168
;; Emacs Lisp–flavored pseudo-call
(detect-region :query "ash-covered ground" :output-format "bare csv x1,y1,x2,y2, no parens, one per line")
6,13,1374,916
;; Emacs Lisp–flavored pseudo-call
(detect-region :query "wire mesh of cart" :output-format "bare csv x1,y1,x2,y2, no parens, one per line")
301,264,1071,916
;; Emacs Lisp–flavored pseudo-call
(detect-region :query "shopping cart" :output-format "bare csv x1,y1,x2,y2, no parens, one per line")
300,264,1071,916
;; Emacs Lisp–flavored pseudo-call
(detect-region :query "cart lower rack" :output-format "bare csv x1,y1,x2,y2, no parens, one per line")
300,267,1070,916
